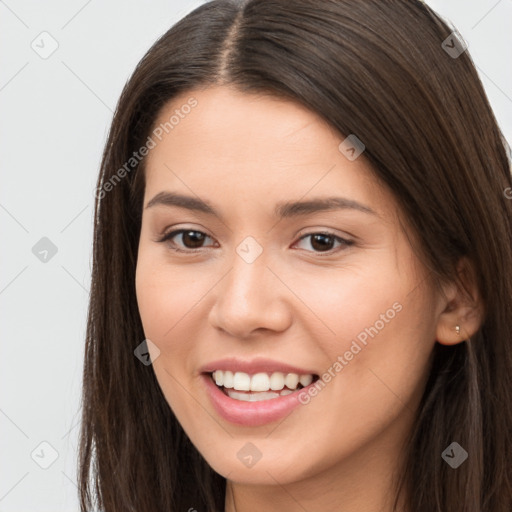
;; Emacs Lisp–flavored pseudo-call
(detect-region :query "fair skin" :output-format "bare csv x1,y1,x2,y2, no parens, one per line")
135,86,483,512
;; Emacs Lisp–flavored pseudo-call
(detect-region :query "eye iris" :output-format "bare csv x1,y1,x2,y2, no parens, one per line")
172,231,341,252
310,234,335,252
182,230,205,248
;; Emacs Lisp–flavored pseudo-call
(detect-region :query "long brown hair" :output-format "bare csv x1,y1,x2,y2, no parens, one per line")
78,1,512,510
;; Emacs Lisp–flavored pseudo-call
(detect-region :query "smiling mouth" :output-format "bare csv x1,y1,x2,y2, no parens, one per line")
209,370,320,402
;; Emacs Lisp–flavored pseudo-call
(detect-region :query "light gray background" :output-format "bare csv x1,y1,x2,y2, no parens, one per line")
1,0,511,510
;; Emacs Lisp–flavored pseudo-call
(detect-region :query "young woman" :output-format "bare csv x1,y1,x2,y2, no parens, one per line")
78,1,512,511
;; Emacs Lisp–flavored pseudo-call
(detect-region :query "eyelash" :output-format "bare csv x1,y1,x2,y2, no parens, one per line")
157,228,354,256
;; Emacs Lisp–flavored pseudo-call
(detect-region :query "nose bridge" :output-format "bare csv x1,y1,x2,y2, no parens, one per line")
209,237,290,337
223,239,271,311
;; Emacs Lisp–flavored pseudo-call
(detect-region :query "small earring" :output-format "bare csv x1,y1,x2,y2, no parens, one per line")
455,325,461,335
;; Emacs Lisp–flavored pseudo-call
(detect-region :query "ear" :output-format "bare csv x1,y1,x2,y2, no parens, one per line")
435,256,485,346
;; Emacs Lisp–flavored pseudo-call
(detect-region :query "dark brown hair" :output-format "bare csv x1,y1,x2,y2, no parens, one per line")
79,1,512,510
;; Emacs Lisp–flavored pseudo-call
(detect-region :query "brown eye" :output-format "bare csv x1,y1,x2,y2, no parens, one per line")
294,232,353,254
159,229,214,251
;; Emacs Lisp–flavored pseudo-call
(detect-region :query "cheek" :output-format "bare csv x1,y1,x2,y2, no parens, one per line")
285,256,403,353
134,249,220,394
290,252,435,407
135,254,208,422
135,249,211,340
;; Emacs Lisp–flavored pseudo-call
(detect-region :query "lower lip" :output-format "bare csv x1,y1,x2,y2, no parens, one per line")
201,373,314,427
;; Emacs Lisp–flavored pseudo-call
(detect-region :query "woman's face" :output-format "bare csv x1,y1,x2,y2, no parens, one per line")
135,85,444,485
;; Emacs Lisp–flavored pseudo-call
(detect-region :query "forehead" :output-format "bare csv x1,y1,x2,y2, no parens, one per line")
149,86,344,163
143,85,396,222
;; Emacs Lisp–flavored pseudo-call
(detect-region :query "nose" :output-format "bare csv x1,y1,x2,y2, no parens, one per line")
207,247,292,339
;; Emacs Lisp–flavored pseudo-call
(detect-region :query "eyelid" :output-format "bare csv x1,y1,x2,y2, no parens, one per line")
295,227,354,242
157,227,216,250
157,227,354,254
293,230,354,255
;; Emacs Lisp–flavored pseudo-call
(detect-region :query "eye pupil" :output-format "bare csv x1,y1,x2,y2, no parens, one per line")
183,230,205,248
310,234,334,252
164,230,348,255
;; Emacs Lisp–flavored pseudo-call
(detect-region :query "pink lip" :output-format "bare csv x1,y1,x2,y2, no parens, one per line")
201,373,317,427
200,357,317,376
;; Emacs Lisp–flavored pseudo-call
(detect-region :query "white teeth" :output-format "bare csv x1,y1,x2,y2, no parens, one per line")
299,374,313,387
226,390,280,402
285,373,299,389
223,370,234,389
233,372,251,391
270,372,285,390
250,372,270,392
214,370,223,386
225,388,294,401
212,370,315,392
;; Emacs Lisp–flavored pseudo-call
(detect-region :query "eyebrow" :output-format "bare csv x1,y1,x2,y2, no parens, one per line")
145,191,377,219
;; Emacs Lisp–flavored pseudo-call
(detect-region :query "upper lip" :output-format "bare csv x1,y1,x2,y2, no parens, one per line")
200,357,317,376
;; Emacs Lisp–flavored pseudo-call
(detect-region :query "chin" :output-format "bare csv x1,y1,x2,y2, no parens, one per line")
194,441,320,486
